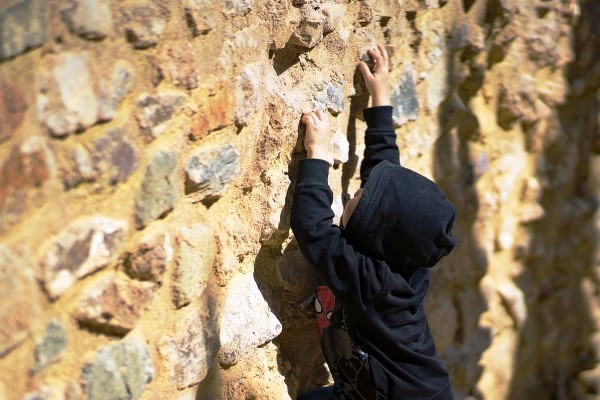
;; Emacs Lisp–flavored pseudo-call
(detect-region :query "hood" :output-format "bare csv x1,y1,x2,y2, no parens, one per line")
343,161,456,278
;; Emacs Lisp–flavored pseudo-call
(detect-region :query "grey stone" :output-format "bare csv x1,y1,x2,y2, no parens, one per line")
0,0,48,60
92,127,138,186
37,52,99,137
123,231,173,282
235,64,263,127
135,91,187,141
391,64,420,126
184,0,217,35
98,60,134,121
81,339,154,400
74,274,154,336
33,320,68,372
39,216,128,299
0,245,39,357
60,0,113,40
172,224,214,309
289,20,323,48
134,151,178,229
219,274,282,366
158,304,218,389
121,3,168,49
222,0,253,15
184,144,239,203
312,80,345,114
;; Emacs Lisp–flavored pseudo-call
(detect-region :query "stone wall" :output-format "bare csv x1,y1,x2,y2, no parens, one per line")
0,0,599,399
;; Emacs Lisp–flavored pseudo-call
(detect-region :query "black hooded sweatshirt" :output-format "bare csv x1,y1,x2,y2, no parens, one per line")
290,106,456,399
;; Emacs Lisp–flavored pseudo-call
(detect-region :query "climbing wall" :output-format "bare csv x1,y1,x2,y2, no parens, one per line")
0,0,599,399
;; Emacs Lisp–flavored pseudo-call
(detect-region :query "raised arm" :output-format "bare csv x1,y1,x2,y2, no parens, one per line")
358,44,400,186
360,106,400,186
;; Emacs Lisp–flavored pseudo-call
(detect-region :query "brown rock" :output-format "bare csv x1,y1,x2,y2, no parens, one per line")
39,216,128,299
0,246,39,357
0,77,27,144
189,85,234,140
123,231,173,282
155,41,199,89
74,273,154,336
0,137,52,234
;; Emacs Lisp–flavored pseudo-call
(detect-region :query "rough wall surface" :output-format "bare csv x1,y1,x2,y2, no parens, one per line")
0,0,599,399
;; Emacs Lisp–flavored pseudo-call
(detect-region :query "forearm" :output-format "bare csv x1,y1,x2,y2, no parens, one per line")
360,106,400,185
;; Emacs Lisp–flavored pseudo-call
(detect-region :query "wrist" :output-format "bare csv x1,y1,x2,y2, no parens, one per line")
307,148,329,161
372,94,391,107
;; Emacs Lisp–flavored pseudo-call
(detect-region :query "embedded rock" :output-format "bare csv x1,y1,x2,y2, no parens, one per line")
60,0,113,40
39,216,127,299
0,0,48,60
172,224,215,308
81,340,154,400
219,274,282,366
136,91,187,141
33,320,68,372
74,274,154,335
158,303,219,389
184,144,240,203
134,151,178,229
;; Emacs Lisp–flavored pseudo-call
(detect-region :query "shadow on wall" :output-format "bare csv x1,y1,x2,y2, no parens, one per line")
432,20,491,397
251,125,331,399
507,1,600,398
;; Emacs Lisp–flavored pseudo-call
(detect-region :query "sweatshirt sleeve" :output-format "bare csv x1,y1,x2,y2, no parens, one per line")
360,105,400,187
290,158,389,309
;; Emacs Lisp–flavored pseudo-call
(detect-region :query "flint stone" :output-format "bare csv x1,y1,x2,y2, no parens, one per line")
219,274,282,366
92,127,138,186
136,91,187,141
121,3,168,49
123,231,173,282
235,64,263,127
134,151,178,229
391,64,420,126
0,245,39,357
313,81,344,114
81,340,154,400
39,216,127,299
158,304,218,389
184,144,239,203
33,320,68,372
172,224,214,308
61,0,113,39
98,60,134,121
0,0,48,60
37,52,99,137
74,274,154,335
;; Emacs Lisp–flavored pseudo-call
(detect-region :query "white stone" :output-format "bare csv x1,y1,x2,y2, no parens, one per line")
219,274,282,366
39,216,127,299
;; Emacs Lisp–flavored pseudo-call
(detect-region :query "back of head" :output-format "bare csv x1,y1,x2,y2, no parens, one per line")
343,161,456,279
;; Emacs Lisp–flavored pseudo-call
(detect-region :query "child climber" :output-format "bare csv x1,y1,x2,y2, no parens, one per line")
290,44,457,400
